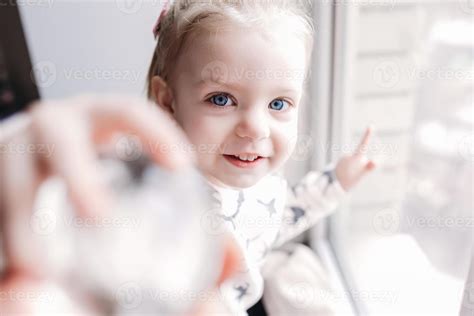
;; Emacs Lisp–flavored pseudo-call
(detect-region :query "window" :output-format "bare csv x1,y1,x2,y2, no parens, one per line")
319,1,473,315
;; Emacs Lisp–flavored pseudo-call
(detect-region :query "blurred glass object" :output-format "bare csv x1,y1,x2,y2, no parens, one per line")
45,149,225,315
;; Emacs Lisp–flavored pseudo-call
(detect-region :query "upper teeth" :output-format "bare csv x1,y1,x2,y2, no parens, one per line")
234,154,259,161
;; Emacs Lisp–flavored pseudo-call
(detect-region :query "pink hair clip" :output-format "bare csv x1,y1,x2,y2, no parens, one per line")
153,0,171,39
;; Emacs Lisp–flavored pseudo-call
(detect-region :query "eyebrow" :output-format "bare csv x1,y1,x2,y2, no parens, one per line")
196,79,300,96
195,78,243,91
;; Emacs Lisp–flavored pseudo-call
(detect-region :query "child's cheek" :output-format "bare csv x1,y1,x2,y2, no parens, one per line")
180,116,221,153
273,123,298,165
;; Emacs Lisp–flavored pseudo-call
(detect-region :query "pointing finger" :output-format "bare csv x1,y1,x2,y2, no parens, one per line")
355,125,373,156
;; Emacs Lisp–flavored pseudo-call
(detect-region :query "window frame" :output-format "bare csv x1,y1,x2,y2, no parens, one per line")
307,1,362,315
311,2,473,315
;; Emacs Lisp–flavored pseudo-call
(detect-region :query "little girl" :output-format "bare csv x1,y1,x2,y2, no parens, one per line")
146,0,375,314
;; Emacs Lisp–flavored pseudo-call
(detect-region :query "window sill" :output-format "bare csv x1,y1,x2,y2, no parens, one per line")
343,233,466,315
314,239,356,316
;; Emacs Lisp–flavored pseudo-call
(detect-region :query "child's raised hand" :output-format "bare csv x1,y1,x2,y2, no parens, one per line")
0,94,194,277
335,126,377,191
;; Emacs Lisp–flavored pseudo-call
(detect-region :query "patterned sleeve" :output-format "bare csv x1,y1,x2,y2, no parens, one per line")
272,167,347,248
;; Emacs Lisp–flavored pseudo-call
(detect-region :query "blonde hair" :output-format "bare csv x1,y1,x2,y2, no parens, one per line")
146,0,314,99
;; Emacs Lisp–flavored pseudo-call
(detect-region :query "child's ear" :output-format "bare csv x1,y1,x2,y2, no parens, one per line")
151,76,175,114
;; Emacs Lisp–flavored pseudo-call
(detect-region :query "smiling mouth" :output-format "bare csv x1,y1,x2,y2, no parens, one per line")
222,154,266,168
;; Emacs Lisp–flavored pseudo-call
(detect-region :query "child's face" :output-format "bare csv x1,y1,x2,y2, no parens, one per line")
166,26,307,188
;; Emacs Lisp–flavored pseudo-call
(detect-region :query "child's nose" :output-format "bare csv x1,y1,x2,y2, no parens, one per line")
235,109,270,140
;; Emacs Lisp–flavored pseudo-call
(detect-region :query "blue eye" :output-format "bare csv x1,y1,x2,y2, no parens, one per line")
269,99,289,111
209,93,234,107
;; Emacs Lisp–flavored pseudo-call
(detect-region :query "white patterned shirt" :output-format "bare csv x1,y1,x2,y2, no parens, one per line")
206,168,347,314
